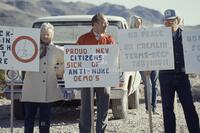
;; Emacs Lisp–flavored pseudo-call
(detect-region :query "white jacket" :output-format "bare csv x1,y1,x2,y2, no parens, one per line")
21,43,64,103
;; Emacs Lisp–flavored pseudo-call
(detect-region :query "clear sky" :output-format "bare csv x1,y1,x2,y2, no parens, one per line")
63,0,200,26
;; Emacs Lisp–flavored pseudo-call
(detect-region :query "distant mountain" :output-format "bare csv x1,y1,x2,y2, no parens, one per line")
1,0,197,28
130,6,163,24
0,0,165,27
0,1,36,27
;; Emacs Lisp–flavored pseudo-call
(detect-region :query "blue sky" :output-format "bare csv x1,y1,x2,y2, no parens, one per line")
63,0,200,26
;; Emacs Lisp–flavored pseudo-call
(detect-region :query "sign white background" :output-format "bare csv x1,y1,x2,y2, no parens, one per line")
118,27,174,71
183,29,200,73
0,26,40,71
64,45,119,88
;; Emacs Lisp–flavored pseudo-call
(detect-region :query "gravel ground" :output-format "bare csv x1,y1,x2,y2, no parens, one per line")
0,96,200,133
1,76,200,133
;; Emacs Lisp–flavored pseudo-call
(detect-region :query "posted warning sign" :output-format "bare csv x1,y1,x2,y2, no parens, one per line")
64,45,119,88
0,26,40,71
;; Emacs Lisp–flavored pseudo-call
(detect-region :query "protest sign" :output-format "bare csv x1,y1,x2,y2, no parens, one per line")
64,45,119,88
118,27,174,71
183,29,200,73
0,26,40,71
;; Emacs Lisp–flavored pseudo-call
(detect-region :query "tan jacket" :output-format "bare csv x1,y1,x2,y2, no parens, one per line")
21,44,64,103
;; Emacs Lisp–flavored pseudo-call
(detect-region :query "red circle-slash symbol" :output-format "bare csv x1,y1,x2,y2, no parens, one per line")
12,36,38,63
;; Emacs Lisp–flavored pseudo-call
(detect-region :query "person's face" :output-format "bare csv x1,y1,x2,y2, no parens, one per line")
135,18,142,29
94,17,109,34
40,29,53,45
164,18,178,31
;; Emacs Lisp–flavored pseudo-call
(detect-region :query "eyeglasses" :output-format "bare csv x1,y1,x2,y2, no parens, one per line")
165,19,175,23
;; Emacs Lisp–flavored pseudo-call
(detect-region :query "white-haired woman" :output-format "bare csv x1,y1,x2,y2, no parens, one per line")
129,15,143,29
129,15,159,114
21,23,64,133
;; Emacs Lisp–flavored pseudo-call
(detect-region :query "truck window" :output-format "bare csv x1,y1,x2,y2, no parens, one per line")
33,21,120,44
54,25,118,44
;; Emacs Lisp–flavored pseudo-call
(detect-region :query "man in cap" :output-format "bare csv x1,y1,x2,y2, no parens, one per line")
159,9,200,133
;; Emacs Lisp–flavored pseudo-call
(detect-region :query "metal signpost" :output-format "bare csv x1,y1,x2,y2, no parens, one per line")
8,70,19,133
0,26,40,132
10,72,14,133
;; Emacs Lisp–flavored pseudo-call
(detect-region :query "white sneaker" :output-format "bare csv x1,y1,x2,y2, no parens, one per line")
153,111,160,115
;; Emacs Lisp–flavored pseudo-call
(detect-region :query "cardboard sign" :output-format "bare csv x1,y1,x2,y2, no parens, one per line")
64,45,119,88
183,29,200,73
0,26,40,71
118,27,174,71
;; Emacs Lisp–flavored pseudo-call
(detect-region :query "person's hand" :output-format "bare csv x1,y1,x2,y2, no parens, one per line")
119,82,125,88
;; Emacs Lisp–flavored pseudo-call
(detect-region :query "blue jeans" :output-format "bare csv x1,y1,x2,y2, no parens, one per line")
140,71,158,112
79,87,110,133
159,72,200,133
24,102,52,133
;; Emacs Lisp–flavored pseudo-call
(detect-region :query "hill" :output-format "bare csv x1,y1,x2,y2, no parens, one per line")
0,0,164,27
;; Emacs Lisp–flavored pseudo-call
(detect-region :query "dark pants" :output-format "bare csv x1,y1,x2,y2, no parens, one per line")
140,71,158,112
159,72,200,133
24,102,52,133
79,87,110,133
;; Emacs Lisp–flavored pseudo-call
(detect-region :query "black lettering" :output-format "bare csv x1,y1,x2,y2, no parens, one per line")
7,45,11,50
6,31,10,37
6,38,10,43
0,44,3,50
2,51,6,57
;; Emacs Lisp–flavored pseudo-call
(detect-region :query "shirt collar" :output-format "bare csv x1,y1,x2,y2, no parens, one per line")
92,30,106,40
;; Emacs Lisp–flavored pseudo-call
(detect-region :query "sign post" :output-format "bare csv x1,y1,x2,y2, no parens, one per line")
118,27,174,133
64,45,119,132
90,87,94,133
0,26,40,132
146,74,153,133
10,72,14,133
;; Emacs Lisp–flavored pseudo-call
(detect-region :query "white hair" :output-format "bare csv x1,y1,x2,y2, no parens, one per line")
129,15,143,29
40,22,54,38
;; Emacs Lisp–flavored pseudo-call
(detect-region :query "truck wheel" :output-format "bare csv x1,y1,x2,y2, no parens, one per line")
111,92,128,119
128,88,139,109
14,100,25,120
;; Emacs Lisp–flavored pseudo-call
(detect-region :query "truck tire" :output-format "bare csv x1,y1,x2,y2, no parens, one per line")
128,88,139,109
111,92,128,119
14,100,25,120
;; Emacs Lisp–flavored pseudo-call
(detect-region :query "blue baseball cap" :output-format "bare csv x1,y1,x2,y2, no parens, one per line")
164,9,177,20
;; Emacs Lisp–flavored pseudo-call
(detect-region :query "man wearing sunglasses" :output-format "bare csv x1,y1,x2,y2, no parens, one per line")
159,9,200,133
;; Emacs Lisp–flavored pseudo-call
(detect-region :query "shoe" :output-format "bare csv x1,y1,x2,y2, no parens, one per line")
153,111,160,115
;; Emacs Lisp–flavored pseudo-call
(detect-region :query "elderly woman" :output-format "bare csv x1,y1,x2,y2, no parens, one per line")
21,23,64,133
129,15,159,114
129,15,143,29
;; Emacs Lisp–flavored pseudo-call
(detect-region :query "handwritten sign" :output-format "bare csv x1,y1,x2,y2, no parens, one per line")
118,27,174,71
0,26,40,71
183,29,200,73
64,45,119,88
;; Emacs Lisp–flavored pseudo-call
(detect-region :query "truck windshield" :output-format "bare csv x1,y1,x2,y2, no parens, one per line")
33,21,120,44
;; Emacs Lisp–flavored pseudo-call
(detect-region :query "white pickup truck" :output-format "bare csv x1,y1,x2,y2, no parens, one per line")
4,15,141,120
